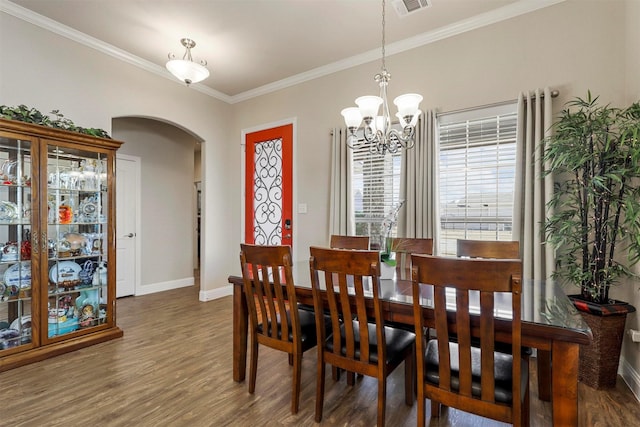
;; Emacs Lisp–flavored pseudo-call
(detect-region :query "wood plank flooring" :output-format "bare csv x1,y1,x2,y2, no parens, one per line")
1,284,639,426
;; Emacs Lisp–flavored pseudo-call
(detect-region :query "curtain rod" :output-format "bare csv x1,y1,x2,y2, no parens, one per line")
439,89,560,117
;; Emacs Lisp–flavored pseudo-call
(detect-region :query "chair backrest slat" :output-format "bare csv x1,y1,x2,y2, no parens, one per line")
455,288,473,397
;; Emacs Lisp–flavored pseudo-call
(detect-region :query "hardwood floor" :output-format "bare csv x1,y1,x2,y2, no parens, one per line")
1,284,639,426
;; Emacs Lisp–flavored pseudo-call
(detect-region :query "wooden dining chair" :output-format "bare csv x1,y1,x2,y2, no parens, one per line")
239,243,326,414
388,237,434,280
411,255,529,426
330,234,370,250
300,234,368,314
309,246,416,426
456,239,531,358
457,239,520,260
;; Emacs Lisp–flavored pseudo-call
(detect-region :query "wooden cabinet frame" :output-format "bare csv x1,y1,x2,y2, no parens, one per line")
0,119,123,372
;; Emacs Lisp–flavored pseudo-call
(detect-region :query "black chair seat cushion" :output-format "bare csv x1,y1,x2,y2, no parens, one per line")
326,320,415,365
424,339,528,404
257,309,331,352
448,333,533,357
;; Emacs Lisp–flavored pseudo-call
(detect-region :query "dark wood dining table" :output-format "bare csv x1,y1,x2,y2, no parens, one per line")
228,260,592,426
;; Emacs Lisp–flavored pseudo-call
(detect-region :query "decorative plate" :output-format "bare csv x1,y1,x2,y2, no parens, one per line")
4,261,32,288
9,315,31,332
49,261,81,284
77,196,99,222
0,201,19,221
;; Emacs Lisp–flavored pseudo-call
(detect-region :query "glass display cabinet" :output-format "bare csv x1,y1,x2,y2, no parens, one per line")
0,118,123,371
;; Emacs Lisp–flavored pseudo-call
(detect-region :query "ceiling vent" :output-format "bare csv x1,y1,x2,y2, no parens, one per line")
391,0,431,17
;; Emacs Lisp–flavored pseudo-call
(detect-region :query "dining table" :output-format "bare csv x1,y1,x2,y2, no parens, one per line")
228,259,592,426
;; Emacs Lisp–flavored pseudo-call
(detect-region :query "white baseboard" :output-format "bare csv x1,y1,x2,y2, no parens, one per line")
199,284,233,301
135,276,194,296
619,356,640,402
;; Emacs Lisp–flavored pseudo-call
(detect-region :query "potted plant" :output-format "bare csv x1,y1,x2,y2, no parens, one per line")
0,105,111,138
543,92,639,389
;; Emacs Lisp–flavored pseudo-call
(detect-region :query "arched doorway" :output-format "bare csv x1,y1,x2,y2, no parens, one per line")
111,117,203,296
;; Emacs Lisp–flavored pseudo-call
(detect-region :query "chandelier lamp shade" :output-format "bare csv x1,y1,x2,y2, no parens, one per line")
166,38,210,86
341,0,422,155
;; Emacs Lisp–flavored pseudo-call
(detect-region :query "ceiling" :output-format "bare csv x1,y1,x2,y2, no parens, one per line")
4,0,562,103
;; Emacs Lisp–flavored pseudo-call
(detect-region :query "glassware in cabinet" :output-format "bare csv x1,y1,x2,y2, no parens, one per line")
46,145,109,339
0,134,33,352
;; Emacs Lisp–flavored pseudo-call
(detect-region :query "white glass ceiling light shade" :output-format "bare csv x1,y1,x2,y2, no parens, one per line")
394,94,423,118
166,59,209,85
340,0,422,155
355,96,383,119
166,38,209,86
341,107,362,129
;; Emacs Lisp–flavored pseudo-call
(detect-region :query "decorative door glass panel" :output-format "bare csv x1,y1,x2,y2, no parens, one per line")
252,137,283,245
0,135,33,351
46,144,108,338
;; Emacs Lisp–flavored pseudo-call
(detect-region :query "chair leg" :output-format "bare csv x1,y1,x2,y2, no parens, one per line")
430,400,441,418
315,357,326,422
404,346,415,406
248,337,258,394
522,375,531,427
291,352,302,414
377,377,387,427
347,370,355,386
416,386,426,426
332,366,340,381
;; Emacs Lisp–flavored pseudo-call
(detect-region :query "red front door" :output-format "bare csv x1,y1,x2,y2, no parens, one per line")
244,124,293,247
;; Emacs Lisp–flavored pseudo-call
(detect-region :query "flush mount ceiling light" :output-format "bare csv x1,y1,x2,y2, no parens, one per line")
166,38,210,86
341,0,422,155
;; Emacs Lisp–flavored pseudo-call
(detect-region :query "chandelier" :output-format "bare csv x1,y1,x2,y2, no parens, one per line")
341,0,422,155
166,38,210,86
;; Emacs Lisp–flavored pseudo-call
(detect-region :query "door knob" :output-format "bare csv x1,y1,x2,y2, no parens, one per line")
125,233,135,238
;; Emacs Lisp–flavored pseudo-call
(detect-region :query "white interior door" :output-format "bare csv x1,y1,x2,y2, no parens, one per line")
116,154,140,297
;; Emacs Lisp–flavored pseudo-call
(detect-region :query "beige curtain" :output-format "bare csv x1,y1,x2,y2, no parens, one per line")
513,88,555,281
398,111,438,247
329,128,354,235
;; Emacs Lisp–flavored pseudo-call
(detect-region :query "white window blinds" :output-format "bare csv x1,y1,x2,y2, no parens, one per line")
351,142,402,240
437,103,517,256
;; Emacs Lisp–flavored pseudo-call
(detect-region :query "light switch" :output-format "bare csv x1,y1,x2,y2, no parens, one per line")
298,203,308,214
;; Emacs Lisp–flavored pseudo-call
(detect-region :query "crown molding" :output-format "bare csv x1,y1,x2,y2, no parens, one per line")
2,0,564,105
229,0,565,103
0,0,233,103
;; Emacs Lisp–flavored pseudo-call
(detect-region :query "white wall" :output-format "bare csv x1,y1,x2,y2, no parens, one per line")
621,0,640,400
0,11,236,296
113,117,196,289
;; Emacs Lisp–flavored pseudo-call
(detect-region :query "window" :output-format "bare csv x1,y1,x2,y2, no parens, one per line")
437,103,518,256
351,140,402,241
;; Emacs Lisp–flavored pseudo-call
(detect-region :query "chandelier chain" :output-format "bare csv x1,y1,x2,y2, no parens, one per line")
381,0,386,72
340,0,421,156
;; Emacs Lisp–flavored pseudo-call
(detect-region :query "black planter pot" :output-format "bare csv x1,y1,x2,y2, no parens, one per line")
568,295,636,389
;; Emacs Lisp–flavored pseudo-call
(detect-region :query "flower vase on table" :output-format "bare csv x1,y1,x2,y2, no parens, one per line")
378,200,404,280
380,261,395,280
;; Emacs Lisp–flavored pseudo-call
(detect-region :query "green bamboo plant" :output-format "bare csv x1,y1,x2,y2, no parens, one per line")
543,92,640,304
